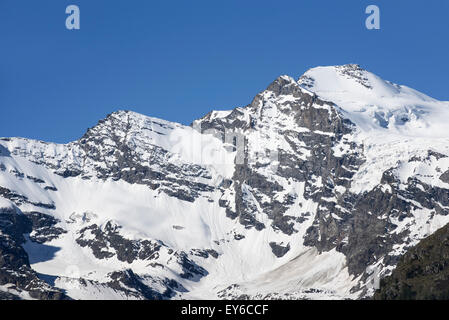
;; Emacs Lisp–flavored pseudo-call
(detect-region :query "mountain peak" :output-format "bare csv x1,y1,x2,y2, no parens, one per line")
296,64,449,136
266,74,313,98
104,110,148,122
336,63,365,71
83,110,183,140
299,64,373,90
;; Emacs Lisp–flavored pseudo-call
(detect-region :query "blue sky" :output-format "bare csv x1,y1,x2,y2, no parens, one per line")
1,0,448,143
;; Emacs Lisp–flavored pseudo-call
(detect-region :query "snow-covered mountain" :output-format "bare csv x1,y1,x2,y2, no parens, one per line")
1,64,449,300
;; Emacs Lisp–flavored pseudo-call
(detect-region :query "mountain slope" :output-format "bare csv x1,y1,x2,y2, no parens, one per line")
1,64,449,300
374,222,449,300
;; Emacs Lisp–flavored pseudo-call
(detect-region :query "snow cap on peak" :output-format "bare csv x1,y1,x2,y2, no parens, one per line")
80,109,186,144
101,110,180,128
96,110,138,126
337,63,364,71
106,110,143,121
298,64,436,103
297,64,448,136
298,64,374,91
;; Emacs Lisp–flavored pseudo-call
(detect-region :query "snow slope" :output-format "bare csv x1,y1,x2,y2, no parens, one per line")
299,64,449,137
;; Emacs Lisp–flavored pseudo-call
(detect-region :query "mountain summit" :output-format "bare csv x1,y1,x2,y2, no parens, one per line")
1,65,449,300
299,64,449,136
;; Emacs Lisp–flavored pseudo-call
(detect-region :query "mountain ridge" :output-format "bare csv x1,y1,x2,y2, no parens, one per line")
1,64,449,300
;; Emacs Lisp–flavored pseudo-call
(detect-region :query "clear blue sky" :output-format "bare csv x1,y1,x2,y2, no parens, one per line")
1,0,448,143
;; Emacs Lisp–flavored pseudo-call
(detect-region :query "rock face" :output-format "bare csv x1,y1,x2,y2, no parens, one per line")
25,212,66,244
106,269,182,300
0,205,68,300
76,221,163,263
374,223,449,300
1,64,449,299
